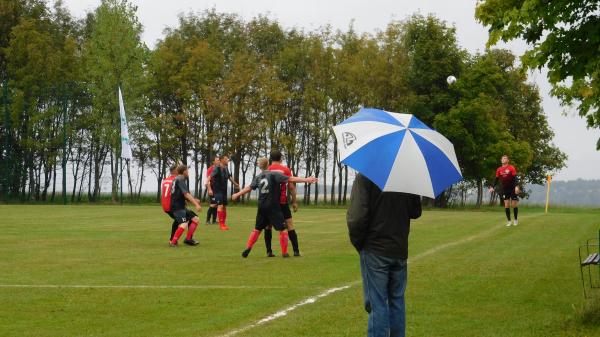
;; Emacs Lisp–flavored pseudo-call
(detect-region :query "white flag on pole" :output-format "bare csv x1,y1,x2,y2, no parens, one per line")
119,87,133,160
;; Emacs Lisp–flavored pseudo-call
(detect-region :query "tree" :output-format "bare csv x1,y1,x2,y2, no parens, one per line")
434,50,535,207
401,14,466,126
476,0,600,149
83,0,147,202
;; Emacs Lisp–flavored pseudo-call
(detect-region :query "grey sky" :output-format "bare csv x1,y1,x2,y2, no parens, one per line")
63,0,600,181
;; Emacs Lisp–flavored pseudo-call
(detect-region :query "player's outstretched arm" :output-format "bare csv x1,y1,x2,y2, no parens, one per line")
289,176,318,184
232,186,252,201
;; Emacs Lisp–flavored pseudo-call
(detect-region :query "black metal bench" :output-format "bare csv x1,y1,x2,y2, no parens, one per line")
579,230,600,298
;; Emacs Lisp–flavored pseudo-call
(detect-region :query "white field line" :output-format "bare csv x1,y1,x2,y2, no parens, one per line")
216,216,536,337
0,284,302,290
217,285,354,337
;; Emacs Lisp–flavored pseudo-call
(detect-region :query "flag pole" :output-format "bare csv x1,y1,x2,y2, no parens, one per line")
545,175,552,213
120,157,123,205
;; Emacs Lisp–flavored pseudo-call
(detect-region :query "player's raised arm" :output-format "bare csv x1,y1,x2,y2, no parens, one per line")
232,186,252,201
232,175,260,201
289,176,318,184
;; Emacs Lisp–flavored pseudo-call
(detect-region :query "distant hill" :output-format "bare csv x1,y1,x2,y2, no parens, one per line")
293,179,600,207
522,179,600,207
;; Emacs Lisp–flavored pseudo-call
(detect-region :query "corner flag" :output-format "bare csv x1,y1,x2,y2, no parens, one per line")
118,87,133,160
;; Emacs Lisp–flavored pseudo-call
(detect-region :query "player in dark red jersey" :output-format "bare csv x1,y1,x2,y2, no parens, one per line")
169,165,202,246
232,157,317,258
264,150,302,257
161,163,180,240
488,155,520,226
205,156,220,225
207,155,239,230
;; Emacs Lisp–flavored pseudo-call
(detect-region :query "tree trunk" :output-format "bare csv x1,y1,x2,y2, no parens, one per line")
110,149,118,203
323,149,328,204
343,165,349,205
476,178,483,208
137,160,145,200
330,141,337,205
193,149,200,197
50,162,57,202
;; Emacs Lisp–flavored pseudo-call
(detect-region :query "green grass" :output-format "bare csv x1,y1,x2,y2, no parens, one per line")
0,205,599,337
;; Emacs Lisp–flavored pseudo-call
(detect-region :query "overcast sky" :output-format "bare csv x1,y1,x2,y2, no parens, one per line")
62,0,600,181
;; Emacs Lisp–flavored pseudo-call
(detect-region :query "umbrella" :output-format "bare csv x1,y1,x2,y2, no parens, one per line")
332,108,462,198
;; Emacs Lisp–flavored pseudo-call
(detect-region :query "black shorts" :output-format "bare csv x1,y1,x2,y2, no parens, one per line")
209,195,217,205
255,208,286,231
501,188,519,201
169,209,197,225
213,191,228,205
280,203,292,220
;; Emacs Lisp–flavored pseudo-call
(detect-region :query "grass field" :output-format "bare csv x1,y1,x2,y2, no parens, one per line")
1,205,599,337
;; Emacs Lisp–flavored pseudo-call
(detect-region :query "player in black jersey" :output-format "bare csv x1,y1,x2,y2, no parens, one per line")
169,165,202,246
207,155,239,230
232,157,317,258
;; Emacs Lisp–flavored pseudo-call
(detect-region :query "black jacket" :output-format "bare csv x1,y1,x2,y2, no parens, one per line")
347,174,422,259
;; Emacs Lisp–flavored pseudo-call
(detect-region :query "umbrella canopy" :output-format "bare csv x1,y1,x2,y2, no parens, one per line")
332,108,462,198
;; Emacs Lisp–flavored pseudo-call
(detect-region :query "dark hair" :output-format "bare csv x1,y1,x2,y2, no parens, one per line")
269,150,282,162
176,164,188,175
169,163,178,173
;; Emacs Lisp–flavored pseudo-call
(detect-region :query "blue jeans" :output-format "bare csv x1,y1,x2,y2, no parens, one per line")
360,249,407,337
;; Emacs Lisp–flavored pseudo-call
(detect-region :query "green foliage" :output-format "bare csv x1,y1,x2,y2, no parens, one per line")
434,49,566,205
402,15,467,125
476,0,600,149
83,0,147,200
0,4,566,206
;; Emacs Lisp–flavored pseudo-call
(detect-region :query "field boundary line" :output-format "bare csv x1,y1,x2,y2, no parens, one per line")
216,214,544,337
0,284,315,290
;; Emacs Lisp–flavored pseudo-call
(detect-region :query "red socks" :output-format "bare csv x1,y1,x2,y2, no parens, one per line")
218,208,229,230
246,229,261,249
186,219,198,240
279,231,289,255
170,226,185,244
217,210,224,225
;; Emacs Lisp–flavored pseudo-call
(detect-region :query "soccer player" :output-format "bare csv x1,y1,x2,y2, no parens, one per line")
207,154,239,231
264,150,301,257
205,156,220,225
489,154,520,226
161,163,179,240
169,165,202,246
232,157,317,258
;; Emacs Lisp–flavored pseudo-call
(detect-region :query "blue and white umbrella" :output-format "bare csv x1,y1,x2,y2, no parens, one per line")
333,108,462,198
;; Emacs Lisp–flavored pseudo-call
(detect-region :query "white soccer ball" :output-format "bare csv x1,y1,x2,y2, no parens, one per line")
446,75,457,85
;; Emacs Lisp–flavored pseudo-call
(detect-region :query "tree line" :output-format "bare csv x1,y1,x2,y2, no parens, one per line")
0,0,566,207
